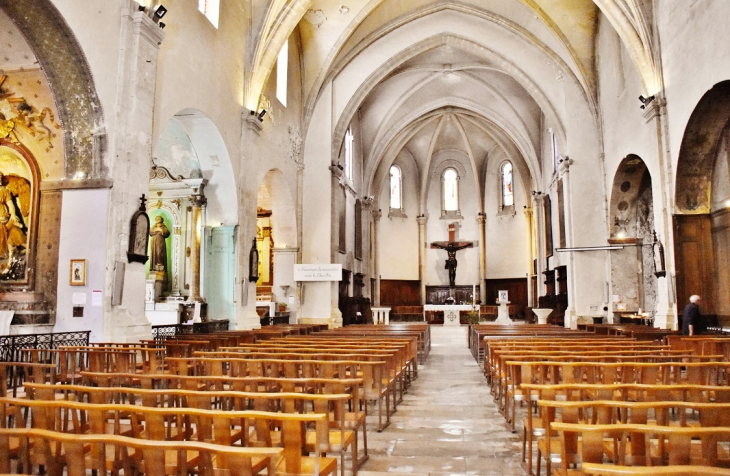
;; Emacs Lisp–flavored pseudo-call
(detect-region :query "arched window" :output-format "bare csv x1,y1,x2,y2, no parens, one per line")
344,127,354,180
198,0,220,28
550,129,559,173
501,161,514,208
276,38,288,107
389,165,402,210
442,168,459,212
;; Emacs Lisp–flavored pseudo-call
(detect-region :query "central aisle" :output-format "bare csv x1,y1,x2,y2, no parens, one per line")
359,326,524,476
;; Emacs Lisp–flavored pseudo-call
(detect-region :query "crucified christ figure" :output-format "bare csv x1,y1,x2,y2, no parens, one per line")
433,241,472,287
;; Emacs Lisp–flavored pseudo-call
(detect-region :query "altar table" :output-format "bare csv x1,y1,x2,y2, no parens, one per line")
423,304,474,326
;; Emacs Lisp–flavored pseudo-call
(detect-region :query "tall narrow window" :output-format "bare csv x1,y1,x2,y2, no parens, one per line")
198,0,219,28
551,129,559,173
389,165,402,210
443,168,459,212
344,127,354,180
501,161,514,208
276,38,288,107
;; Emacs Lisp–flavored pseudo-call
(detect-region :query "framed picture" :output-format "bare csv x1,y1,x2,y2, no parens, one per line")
70,259,86,286
498,290,509,302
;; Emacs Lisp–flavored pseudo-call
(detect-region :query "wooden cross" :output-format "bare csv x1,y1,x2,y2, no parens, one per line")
430,223,475,287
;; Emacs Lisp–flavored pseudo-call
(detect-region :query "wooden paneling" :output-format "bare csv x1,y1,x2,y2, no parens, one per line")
674,214,715,314
484,278,527,315
380,279,420,306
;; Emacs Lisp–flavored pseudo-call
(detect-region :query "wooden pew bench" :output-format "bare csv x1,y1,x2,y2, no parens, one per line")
0,397,337,476
0,427,284,476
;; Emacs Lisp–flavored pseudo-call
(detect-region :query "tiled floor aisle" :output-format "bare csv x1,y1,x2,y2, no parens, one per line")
359,325,524,476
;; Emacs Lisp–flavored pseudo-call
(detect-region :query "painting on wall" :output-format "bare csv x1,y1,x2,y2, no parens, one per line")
70,259,86,286
0,145,34,283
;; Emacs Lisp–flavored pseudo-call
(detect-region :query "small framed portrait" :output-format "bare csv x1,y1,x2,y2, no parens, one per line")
70,259,86,286
498,290,509,302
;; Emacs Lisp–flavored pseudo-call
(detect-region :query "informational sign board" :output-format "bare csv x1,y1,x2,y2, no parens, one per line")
294,264,343,281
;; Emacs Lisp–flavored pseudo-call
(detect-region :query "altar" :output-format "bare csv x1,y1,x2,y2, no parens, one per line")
423,304,473,326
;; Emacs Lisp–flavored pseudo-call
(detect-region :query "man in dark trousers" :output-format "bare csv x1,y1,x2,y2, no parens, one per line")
681,295,701,336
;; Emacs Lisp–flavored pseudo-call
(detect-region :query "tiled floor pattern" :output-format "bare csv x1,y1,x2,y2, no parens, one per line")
358,325,524,476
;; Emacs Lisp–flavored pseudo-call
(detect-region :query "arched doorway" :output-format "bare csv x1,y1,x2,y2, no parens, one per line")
255,169,297,326
147,110,238,327
608,155,657,322
674,81,730,331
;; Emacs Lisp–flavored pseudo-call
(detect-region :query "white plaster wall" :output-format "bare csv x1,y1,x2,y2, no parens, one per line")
423,152,480,286
485,159,530,278
378,153,420,280
657,1,730,175
54,189,109,342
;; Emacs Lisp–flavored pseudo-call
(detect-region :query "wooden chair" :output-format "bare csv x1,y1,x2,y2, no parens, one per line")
0,426,283,476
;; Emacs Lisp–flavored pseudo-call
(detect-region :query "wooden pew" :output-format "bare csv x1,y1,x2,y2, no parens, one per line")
551,423,730,476
581,463,730,475
25,382,365,476
0,426,283,476
0,397,337,476
537,399,730,475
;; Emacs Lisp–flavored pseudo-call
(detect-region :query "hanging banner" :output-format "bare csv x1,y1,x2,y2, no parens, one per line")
294,264,342,281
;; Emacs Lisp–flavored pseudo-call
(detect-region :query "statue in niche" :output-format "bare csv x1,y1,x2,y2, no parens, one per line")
0,171,30,278
149,216,170,275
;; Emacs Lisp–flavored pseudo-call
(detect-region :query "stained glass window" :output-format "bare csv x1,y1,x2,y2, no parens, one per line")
443,168,459,211
501,162,514,207
390,165,402,209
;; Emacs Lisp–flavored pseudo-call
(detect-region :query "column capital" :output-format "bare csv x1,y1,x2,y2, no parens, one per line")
329,164,344,179
244,111,264,135
132,11,165,48
476,213,486,225
361,196,375,210
372,210,382,221
558,156,574,175
523,207,533,218
416,215,428,226
531,192,545,204
642,97,666,123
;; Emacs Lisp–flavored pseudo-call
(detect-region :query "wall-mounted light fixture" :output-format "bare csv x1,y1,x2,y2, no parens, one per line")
151,4,167,22
638,95,655,109
257,109,267,122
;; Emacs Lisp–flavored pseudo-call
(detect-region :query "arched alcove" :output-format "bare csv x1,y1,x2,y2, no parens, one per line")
255,169,297,324
674,81,730,324
148,110,237,327
608,155,656,318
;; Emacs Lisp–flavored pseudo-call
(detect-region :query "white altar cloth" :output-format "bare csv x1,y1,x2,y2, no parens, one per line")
423,304,473,326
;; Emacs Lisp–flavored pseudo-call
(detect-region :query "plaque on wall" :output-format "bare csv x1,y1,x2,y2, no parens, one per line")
127,195,150,264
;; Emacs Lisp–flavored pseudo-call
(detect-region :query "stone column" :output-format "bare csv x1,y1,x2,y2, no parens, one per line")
532,193,545,299
643,99,676,329
417,215,428,304
235,114,264,330
103,9,165,342
558,158,576,328
330,165,344,328
477,213,487,303
524,207,534,306
190,194,206,301
372,208,382,306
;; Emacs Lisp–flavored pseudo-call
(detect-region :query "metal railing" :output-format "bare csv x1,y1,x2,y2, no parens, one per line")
0,330,90,362
151,320,229,342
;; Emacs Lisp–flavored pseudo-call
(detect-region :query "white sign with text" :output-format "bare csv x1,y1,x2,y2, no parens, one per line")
294,264,343,281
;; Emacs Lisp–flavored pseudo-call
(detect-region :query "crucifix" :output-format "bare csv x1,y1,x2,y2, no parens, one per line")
430,222,475,287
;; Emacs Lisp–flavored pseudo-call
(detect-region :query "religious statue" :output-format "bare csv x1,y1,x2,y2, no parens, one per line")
430,222,475,287
149,216,170,273
0,171,30,277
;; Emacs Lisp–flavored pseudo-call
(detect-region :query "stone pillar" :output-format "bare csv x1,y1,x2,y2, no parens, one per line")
417,215,428,304
643,99,676,329
329,165,344,328
477,213,487,303
558,158,576,328
372,209,382,306
103,9,165,342
272,247,298,321
235,114,264,330
190,194,206,301
524,207,534,307
532,193,546,299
